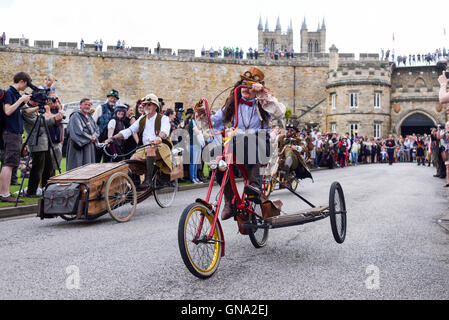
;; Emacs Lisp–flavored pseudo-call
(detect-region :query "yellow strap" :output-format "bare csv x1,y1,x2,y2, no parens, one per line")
223,128,239,146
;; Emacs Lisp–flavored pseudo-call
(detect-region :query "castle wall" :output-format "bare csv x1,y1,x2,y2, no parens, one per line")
0,47,328,121
0,46,442,138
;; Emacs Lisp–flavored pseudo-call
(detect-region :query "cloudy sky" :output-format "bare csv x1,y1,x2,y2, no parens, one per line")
1,0,448,56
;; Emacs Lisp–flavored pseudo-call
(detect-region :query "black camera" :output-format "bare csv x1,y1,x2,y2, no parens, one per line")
27,82,50,108
436,61,449,79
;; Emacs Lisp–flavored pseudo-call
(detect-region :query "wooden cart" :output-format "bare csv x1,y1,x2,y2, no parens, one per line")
37,160,178,223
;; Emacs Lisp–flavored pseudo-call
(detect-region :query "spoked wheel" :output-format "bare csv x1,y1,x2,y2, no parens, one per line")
329,182,347,244
153,169,178,208
105,172,137,223
247,203,269,248
178,203,223,279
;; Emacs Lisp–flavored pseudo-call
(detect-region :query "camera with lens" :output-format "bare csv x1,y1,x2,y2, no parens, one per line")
27,82,50,110
436,61,449,79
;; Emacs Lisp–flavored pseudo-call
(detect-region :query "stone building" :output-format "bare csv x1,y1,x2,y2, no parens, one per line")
258,17,293,53
325,45,445,138
257,16,326,56
300,18,326,55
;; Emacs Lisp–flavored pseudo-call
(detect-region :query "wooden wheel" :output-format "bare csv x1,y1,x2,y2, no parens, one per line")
105,172,137,223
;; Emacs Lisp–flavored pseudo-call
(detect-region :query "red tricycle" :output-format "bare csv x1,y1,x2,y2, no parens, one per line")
177,85,347,279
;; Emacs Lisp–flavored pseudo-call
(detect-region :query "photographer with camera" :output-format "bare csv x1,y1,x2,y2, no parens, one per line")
21,96,64,197
0,72,35,202
44,94,64,176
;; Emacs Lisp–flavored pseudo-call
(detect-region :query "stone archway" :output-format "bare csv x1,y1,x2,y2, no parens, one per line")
397,111,437,136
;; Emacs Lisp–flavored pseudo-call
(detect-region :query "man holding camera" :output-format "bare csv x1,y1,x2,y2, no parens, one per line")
0,72,34,202
21,97,64,197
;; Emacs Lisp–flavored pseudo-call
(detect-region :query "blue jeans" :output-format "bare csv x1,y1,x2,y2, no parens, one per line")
189,145,201,181
352,152,358,165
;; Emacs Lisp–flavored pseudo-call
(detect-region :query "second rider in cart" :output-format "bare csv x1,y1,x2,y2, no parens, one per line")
196,67,286,220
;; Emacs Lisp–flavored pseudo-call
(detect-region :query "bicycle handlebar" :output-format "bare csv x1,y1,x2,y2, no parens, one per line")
102,142,158,160
202,84,248,137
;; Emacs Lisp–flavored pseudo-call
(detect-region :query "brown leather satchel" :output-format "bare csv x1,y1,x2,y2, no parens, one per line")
442,150,448,162
261,199,283,219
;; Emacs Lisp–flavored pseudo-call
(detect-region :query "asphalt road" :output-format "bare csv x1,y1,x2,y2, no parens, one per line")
1,163,448,300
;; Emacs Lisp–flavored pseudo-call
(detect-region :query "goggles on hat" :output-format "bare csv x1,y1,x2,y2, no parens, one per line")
243,71,262,82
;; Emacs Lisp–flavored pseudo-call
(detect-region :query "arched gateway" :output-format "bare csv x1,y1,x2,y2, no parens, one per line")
399,112,436,136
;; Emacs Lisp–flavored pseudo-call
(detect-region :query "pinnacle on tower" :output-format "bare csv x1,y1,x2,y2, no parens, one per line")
317,21,321,31
321,17,326,30
288,18,293,32
276,16,281,30
258,16,263,30
265,18,269,31
301,17,307,30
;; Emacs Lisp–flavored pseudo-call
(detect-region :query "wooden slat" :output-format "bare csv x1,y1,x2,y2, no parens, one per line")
266,205,329,227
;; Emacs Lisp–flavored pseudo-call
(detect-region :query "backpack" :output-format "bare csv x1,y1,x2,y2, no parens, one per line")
0,89,6,149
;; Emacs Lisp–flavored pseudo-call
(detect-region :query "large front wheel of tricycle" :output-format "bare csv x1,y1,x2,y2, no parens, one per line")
105,172,137,223
248,203,269,249
178,203,223,279
329,182,347,244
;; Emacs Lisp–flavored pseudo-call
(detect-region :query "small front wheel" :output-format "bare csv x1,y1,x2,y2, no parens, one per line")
329,182,347,244
178,203,223,279
248,203,269,248
105,172,137,223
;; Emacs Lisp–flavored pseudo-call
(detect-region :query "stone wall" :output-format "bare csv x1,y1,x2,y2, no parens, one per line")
0,47,328,122
0,46,441,137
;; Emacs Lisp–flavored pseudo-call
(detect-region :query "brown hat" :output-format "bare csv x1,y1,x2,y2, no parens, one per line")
240,67,265,85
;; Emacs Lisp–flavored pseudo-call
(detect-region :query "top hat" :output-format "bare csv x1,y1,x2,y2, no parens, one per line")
175,102,184,112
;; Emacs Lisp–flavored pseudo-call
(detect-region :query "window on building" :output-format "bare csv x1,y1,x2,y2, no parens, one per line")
331,123,337,133
315,40,319,53
350,93,359,109
331,93,337,110
349,123,359,138
374,123,382,139
374,92,381,109
308,41,313,53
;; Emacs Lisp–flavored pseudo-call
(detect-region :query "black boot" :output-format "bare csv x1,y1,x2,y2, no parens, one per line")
137,157,155,191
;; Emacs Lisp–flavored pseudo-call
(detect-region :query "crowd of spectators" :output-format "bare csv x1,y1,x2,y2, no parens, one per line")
381,48,448,66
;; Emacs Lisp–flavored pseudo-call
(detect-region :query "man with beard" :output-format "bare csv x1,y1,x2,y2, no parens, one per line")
107,94,172,191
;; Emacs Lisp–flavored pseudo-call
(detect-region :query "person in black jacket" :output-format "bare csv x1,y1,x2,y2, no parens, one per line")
385,135,396,165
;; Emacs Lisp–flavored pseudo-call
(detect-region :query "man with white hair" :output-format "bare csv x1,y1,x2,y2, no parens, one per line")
108,93,172,191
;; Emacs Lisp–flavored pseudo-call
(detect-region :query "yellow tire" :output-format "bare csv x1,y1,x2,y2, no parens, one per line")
178,203,222,279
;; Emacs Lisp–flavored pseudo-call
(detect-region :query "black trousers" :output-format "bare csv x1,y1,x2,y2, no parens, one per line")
387,150,394,165
216,164,261,203
28,150,54,195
